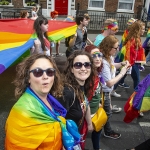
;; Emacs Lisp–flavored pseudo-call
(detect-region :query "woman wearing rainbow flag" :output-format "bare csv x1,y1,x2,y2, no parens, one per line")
5,54,81,150
116,20,146,89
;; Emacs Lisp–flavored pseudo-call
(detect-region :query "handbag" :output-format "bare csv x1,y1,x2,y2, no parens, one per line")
91,92,108,132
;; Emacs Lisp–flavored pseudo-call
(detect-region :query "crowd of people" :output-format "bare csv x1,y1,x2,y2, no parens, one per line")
4,9,150,150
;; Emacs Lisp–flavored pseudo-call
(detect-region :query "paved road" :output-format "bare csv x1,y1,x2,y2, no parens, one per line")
0,34,149,150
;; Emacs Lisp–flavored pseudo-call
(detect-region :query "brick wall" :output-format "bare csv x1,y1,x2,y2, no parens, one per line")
12,0,23,8
75,0,143,13
105,0,118,12
39,0,47,9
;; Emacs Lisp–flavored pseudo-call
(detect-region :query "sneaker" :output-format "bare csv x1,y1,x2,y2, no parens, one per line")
104,130,121,139
112,105,122,113
56,53,64,57
111,91,121,97
118,83,130,88
139,112,144,117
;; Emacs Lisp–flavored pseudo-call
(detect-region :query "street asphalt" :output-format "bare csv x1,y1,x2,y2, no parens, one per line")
0,34,149,150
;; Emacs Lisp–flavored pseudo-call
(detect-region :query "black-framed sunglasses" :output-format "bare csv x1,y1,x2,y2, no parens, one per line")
73,62,91,69
92,53,103,59
29,68,55,77
112,46,119,50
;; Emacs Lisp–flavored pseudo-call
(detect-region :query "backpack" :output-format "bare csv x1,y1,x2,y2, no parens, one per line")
65,36,72,47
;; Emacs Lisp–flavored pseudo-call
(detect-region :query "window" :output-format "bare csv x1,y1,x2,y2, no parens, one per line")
88,0,105,9
0,0,12,5
25,0,38,3
118,0,135,11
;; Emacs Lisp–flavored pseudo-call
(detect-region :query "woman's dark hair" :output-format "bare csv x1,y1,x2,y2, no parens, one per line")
64,50,96,100
14,54,63,99
33,16,49,52
84,45,103,73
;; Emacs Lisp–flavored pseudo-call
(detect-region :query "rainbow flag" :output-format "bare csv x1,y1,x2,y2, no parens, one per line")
0,19,77,74
5,87,81,149
115,38,146,65
124,74,150,123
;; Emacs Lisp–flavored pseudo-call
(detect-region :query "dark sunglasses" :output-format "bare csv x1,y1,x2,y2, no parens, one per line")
73,62,91,69
29,68,55,77
92,53,103,58
112,46,119,50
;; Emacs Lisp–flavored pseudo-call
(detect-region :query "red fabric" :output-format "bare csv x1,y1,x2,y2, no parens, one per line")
125,38,146,66
44,38,50,48
80,119,88,150
124,92,139,123
88,76,99,101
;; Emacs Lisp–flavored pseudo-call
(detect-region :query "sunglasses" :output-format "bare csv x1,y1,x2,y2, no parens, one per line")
29,68,55,77
112,46,119,50
92,53,103,59
73,62,91,69
111,28,118,31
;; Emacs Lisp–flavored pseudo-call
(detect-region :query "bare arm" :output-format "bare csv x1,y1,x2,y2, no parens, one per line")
85,105,93,131
114,60,130,69
106,65,129,87
87,37,93,45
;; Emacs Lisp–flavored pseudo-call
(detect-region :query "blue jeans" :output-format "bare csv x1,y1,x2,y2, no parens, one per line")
131,63,140,89
103,92,112,134
91,129,102,150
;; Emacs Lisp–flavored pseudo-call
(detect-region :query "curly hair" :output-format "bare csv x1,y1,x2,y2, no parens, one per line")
13,54,63,99
64,50,96,100
20,10,28,18
99,35,119,67
33,16,49,52
124,20,145,48
84,45,103,73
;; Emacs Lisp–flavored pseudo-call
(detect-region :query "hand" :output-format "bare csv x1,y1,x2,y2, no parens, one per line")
88,123,94,132
62,146,66,150
34,40,40,48
74,32,77,37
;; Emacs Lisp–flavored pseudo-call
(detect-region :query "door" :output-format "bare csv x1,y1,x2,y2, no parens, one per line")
55,0,68,15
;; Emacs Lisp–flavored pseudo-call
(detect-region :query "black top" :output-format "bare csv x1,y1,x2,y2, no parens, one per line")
57,86,84,128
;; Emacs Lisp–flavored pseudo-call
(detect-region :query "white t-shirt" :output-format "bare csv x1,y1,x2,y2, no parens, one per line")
101,56,116,92
32,11,37,17
30,38,50,56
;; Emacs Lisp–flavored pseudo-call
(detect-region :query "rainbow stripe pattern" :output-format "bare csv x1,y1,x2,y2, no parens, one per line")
124,74,150,123
103,21,118,30
115,38,146,65
0,19,77,74
5,87,81,150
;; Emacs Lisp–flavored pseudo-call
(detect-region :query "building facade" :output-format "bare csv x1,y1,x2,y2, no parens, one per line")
1,0,150,17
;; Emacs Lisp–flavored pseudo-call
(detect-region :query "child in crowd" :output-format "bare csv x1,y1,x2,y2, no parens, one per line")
30,16,50,56
50,10,63,57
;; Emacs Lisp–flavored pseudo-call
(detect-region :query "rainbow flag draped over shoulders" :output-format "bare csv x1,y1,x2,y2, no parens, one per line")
0,19,77,74
124,74,150,123
115,38,146,65
5,87,81,150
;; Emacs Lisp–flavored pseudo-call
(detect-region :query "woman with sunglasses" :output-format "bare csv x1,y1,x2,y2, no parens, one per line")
84,45,103,150
30,16,50,56
99,35,130,139
57,50,96,149
5,54,81,150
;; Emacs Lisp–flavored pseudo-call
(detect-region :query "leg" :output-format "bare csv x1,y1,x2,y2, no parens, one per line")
103,92,112,134
91,129,102,150
131,64,140,89
56,41,60,55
